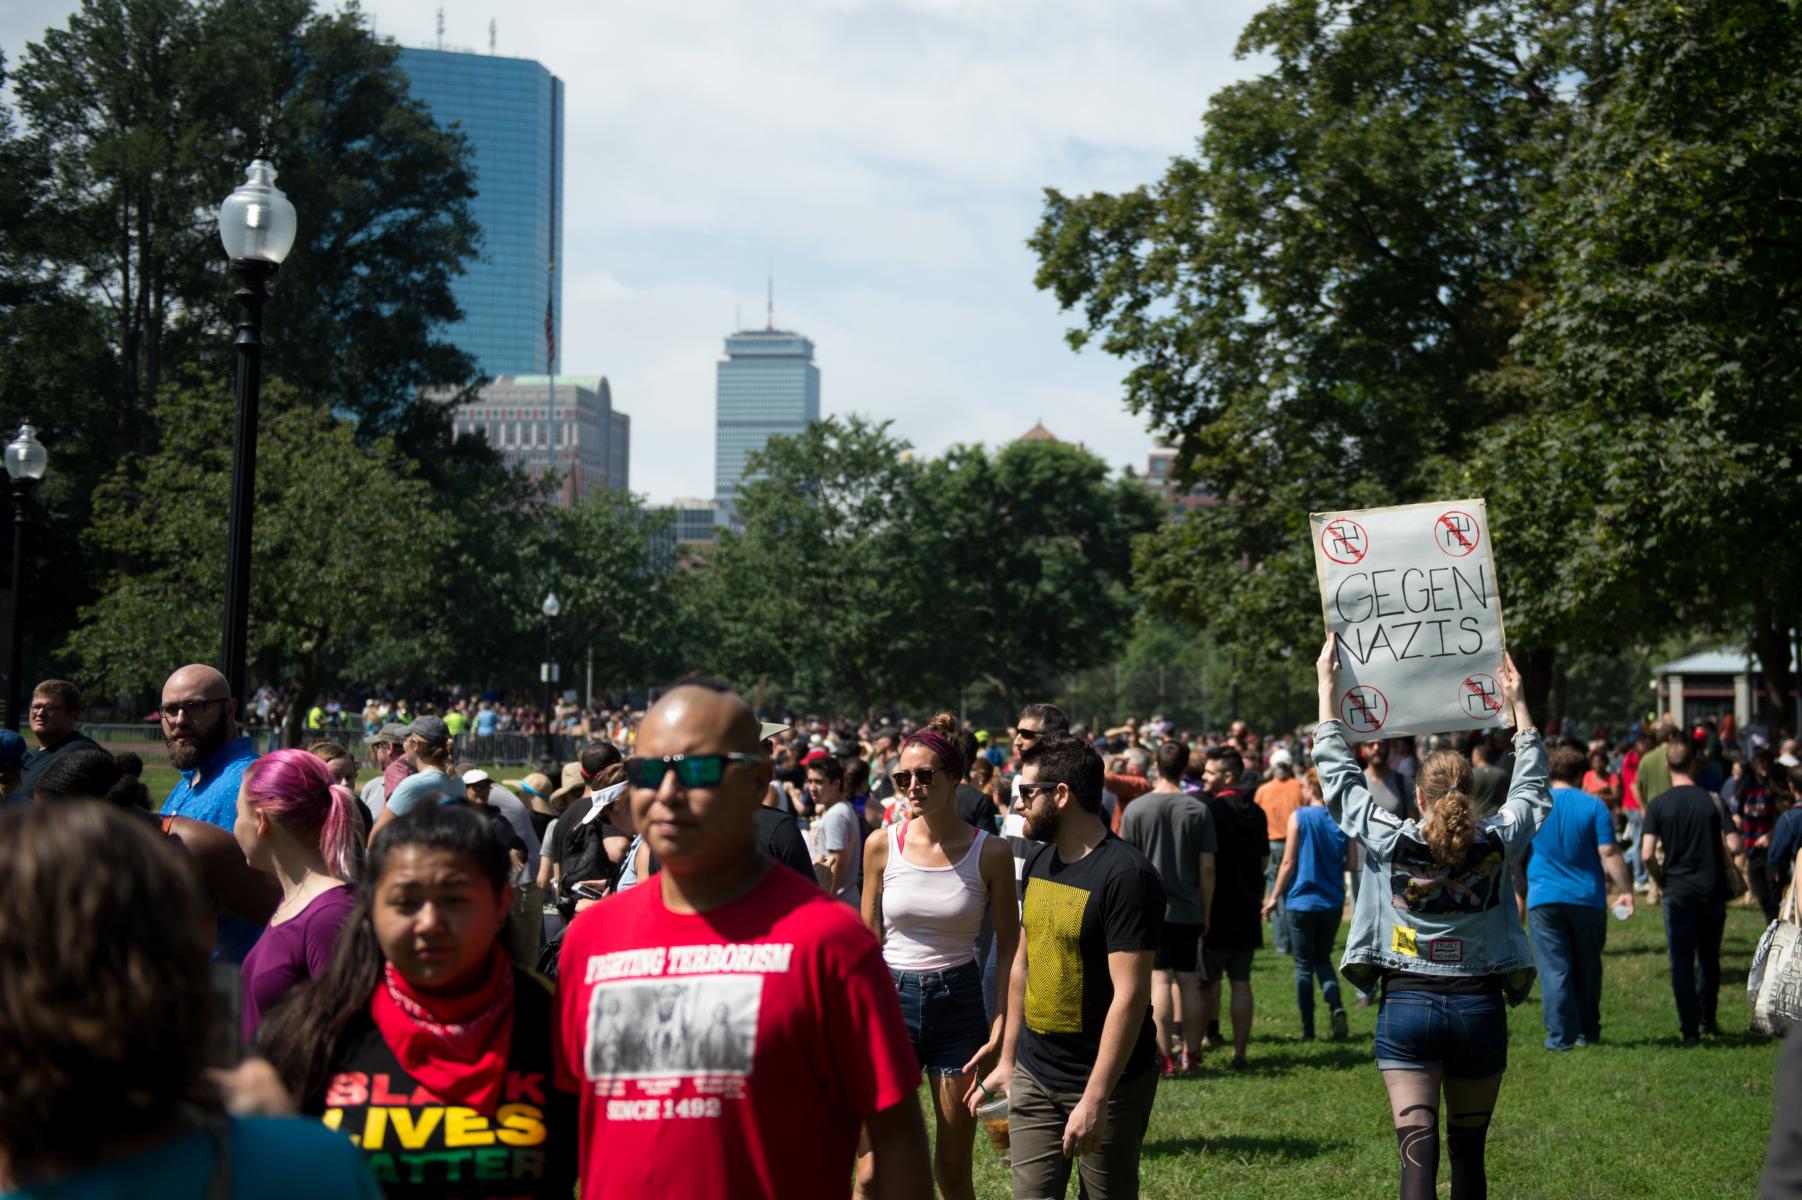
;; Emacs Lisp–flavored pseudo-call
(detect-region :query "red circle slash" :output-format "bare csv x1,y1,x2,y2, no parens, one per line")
1340,685,1388,733
1320,518,1370,565
1460,674,1503,720
1434,510,1481,557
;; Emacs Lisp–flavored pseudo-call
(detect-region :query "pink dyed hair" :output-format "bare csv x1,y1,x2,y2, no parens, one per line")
242,748,358,882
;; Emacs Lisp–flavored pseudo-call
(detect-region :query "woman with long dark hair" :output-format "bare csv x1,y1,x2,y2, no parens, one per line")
257,805,576,1199
1314,636,1548,1200
235,749,362,1041
0,802,380,1197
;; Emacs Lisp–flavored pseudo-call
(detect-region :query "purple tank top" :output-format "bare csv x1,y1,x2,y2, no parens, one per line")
240,885,358,1043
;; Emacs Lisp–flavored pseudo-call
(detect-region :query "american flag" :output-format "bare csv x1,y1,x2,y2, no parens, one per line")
544,293,555,371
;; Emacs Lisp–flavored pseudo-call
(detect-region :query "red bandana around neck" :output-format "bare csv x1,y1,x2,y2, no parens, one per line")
369,944,515,1114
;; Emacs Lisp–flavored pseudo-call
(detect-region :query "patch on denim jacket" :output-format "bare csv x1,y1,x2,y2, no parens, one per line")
1391,926,1419,956
1428,938,1464,963
1388,831,1506,915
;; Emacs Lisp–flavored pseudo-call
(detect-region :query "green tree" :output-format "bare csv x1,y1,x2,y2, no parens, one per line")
74,376,456,745
1031,0,1617,704
914,438,1162,713
684,416,942,714
547,491,688,697
1473,0,1802,722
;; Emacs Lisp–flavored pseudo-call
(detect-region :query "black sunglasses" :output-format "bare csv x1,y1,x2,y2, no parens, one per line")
1017,780,1059,798
624,753,768,789
891,768,938,790
1016,728,1042,741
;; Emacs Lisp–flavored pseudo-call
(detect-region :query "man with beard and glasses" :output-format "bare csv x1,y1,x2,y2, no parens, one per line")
17,680,99,803
973,732,1162,1200
157,664,264,962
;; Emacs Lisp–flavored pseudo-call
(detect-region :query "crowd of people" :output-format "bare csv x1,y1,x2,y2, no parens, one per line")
0,648,1799,1199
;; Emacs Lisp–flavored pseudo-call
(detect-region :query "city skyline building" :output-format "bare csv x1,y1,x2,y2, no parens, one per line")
714,319,821,505
1144,446,1217,514
450,375,628,507
397,46,564,380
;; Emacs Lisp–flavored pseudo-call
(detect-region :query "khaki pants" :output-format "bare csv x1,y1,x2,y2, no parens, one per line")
1009,1064,1157,1200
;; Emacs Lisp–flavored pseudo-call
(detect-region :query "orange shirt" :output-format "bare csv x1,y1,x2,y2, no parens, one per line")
1255,777,1303,840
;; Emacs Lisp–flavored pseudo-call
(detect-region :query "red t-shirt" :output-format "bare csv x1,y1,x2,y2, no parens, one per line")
555,862,920,1200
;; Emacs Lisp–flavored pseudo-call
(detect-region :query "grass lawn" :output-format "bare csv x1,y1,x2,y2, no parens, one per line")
952,904,1779,1199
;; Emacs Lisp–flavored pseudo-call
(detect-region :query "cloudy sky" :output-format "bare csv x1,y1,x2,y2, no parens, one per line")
4,0,1268,503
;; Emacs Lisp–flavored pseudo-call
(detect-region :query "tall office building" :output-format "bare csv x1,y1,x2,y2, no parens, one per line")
714,326,821,504
396,47,563,379
449,376,628,507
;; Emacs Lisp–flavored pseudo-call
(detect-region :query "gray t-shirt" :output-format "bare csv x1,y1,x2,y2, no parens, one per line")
385,769,461,816
1118,787,1216,925
1365,768,1419,821
816,800,864,906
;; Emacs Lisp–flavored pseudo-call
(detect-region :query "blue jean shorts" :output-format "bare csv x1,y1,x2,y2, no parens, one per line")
1374,990,1508,1080
891,960,989,1077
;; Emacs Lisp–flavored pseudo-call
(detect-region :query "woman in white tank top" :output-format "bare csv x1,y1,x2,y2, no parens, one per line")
855,716,1018,1200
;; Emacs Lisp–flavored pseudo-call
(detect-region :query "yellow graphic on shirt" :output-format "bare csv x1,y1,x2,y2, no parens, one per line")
1392,925,1419,957
1024,878,1091,1034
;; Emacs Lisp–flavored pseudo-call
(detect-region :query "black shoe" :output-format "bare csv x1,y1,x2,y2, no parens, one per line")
1229,1056,1249,1072
1700,1023,1719,1037
1330,1009,1350,1041
1682,1034,1701,1047
1299,1031,1316,1043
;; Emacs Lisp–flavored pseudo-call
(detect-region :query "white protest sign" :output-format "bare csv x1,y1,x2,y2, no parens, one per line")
1309,499,1509,741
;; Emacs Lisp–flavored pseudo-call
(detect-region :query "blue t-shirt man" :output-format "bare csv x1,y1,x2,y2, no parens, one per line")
162,735,264,963
1527,786,1615,909
475,707,499,737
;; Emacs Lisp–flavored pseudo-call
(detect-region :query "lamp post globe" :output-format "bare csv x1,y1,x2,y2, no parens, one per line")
217,154,297,711
541,591,560,757
5,422,47,730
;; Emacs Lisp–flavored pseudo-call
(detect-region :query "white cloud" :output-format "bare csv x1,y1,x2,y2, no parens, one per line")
4,0,1270,502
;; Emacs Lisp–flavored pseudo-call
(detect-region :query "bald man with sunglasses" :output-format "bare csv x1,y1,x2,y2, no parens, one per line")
556,682,931,1200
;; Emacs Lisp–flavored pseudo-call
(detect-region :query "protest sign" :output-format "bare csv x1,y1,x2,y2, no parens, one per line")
1309,499,1509,741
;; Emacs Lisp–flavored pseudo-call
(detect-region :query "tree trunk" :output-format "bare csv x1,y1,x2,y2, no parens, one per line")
1752,608,1795,727
284,649,326,750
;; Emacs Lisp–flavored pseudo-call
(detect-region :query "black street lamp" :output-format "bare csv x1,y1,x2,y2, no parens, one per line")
216,155,297,707
4,423,47,731
542,590,560,759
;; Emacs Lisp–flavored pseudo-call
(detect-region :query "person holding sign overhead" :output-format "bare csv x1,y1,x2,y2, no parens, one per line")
1312,635,1551,1200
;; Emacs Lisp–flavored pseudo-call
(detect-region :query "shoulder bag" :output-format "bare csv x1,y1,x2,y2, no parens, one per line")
1713,792,1749,901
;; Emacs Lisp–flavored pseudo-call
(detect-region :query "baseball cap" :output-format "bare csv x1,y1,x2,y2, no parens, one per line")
0,729,23,769
461,768,492,786
408,715,451,744
1269,748,1293,768
363,721,410,745
801,748,831,766
974,730,990,745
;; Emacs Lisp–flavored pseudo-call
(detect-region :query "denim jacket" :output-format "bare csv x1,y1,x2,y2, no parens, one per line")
1314,720,1551,1005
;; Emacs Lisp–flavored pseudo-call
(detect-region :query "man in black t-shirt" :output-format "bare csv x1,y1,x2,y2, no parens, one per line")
973,733,1163,1200
1200,746,1269,1069
1641,740,1743,1043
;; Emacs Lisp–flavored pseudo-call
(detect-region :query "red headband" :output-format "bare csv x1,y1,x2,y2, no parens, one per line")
900,729,965,780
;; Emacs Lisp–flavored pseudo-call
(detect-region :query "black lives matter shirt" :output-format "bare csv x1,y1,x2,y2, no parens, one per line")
321,969,577,1200
1017,834,1164,1093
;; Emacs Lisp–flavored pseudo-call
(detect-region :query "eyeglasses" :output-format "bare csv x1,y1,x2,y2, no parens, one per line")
159,698,230,721
27,703,63,715
891,768,938,790
624,753,768,789
1016,728,1042,741
1017,780,1058,798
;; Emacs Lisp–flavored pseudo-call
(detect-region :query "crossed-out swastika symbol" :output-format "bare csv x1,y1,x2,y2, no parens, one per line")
1461,674,1502,719
1340,685,1388,733
1435,510,1480,557
1320,517,1369,565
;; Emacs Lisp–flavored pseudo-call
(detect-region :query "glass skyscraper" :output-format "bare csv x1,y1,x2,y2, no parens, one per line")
396,47,563,379
715,328,821,504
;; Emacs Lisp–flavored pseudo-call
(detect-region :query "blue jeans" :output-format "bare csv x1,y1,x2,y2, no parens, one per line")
1623,809,1648,885
1267,840,1290,953
891,960,988,1076
1529,903,1607,1048
1286,907,1343,1034
1374,990,1509,1079
1662,895,1726,1038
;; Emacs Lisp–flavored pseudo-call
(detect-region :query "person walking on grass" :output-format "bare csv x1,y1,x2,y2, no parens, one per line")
1119,737,1215,1077
1262,765,1350,1042
1526,743,1636,1051
1639,738,1742,1045
971,733,1163,1200
1314,636,1550,1200
1199,745,1267,1070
